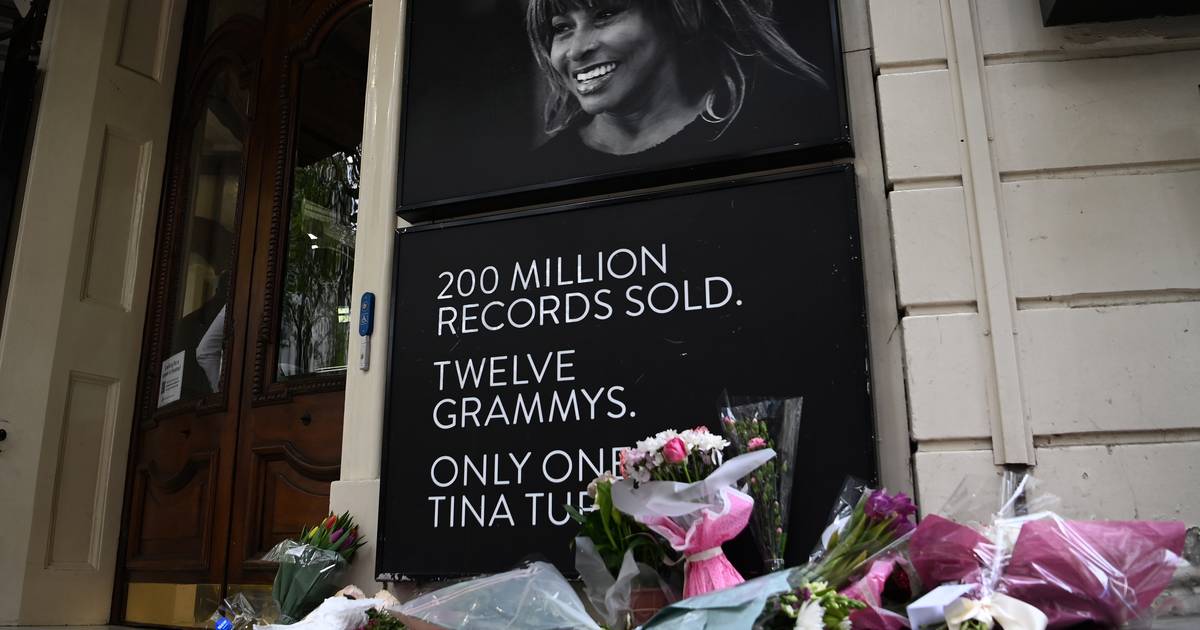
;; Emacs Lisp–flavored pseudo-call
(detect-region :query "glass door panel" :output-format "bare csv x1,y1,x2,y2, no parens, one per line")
275,6,368,380
162,68,249,405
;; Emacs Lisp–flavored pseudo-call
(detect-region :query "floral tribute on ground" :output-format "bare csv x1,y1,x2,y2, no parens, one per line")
263,510,367,623
611,425,775,598
720,395,804,572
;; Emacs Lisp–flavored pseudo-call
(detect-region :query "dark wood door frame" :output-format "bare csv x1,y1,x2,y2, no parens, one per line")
114,0,368,621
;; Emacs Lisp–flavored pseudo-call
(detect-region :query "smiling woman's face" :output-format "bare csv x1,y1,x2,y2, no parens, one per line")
548,4,671,116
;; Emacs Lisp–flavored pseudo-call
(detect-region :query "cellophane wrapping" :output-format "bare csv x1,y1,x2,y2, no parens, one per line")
574,540,675,629
611,449,775,598
719,395,803,572
263,539,348,624
908,473,1187,628
208,592,276,629
395,561,601,630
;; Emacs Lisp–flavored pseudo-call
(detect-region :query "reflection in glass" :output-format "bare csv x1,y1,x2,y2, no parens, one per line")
276,7,370,380
163,69,248,404
205,0,266,38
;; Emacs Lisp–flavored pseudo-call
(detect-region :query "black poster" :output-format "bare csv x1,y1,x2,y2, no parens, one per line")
398,0,848,213
378,167,876,577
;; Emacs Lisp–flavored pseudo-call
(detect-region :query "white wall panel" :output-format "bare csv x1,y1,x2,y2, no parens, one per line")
1034,443,1200,522
914,442,1200,523
987,51,1200,174
903,314,992,440
1003,171,1200,298
1018,302,1200,435
116,0,172,80
82,129,151,311
877,70,961,182
47,373,119,569
913,449,1000,514
868,0,947,66
977,0,1200,59
891,186,975,306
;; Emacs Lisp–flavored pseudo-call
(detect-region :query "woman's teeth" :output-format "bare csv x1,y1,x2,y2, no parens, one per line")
574,62,617,89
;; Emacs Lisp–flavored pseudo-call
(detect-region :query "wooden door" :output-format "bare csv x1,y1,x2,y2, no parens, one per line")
117,0,369,624
224,0,369,588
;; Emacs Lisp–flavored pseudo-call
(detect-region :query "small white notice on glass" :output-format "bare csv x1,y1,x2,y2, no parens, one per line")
158,350,185,407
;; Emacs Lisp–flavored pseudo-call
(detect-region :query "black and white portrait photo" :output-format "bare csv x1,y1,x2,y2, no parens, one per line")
399,0,846,210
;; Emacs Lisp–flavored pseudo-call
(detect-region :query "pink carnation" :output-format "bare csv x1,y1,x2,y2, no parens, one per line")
663,436,688,463
747,437,767,451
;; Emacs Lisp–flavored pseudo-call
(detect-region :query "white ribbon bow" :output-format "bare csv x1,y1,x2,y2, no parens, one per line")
945,593,1047,630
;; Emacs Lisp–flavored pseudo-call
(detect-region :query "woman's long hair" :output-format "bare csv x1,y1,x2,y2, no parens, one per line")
526,0,826,136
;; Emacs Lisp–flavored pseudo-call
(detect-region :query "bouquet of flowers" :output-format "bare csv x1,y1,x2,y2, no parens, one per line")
720,395,803,572
567,472,678,628
264,511,367,623
750,481,916,629
620,426,730,484
800,480,918,589
612,426,775,598
757,579,866,630
905,474,1187,629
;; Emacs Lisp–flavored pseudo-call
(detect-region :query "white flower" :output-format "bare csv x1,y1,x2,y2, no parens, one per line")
680,429,730,454
637,430,678,453
838,618,852,630
793,600,825,630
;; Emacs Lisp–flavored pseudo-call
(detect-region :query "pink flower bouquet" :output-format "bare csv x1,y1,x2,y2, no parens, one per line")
1001,517,1186,627
719,395,803,572
906,475,1187,628
611,427,775,598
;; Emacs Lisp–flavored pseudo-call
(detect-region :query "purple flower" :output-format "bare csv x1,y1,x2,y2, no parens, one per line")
865,489,892,521
891,492,917,518
799,587,812,602
865,489,918,532
330,528,345,545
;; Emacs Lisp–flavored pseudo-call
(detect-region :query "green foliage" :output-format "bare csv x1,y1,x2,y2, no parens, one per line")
565,480,674,576
756,579,866,630
361,608,407,630
279,145,360,376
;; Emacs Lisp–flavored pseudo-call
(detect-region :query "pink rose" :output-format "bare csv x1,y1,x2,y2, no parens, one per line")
747,437,767,451
663,436,688,464
693,425,710,434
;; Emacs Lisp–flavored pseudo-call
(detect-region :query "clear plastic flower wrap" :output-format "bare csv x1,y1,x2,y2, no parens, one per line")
754,479,917,630
567,472,678,628
611,448,776,598
839,555,914,630
263,539,349,623
575,541,675,629
800,477,917,589
641,567,797,629
906,473,1188,629
719,395,803,572
208,592,275,629
394,561,601,630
